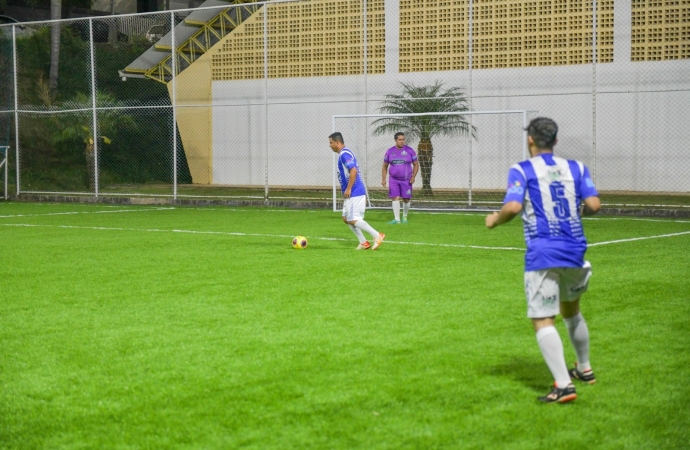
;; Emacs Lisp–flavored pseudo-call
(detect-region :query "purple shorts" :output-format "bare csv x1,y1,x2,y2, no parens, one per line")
389,178,413,199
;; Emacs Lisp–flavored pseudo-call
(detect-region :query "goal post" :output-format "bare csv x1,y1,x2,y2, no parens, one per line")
332,110,530,212
0,146,7,200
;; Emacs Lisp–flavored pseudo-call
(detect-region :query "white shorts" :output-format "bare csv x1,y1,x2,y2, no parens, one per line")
342,195,367,221
524,261,592,318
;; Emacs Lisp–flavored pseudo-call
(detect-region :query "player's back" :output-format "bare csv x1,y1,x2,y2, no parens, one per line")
513,153,595,269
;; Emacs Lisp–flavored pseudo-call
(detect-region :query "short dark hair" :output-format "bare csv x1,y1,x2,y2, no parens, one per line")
394,132,405,140
526,117,558,149
329,132,344,144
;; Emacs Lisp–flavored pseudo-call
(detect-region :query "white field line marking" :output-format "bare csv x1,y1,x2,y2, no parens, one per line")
589,230,690,247
0,223,525,251
583,217,690,224
0,207,175,218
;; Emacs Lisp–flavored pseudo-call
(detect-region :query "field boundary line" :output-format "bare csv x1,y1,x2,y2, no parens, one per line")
589,231,690,247
0,223,525,251
0,207,175,218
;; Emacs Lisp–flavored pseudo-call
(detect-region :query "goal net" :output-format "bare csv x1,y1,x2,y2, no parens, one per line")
332,110,530,211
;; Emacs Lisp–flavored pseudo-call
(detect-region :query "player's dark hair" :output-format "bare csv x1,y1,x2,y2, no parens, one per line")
329,132,344,144
526,117,558,149
394,132,405,140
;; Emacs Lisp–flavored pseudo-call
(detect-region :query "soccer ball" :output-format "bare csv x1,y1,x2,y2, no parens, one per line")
292,236,308,249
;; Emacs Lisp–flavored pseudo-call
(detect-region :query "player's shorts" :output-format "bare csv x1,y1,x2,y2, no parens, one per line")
342,195,367,221
389,178,413,199
524,261,592,318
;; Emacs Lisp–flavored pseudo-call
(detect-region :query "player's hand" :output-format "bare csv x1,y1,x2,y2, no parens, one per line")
381,180,386,187
344,188,351,198
410,177,416,184
485,212,499,229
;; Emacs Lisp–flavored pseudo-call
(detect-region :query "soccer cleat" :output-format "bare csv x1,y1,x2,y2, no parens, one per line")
569,364,596,385
371,233,385,250
356,241,371,250
538,383,577,403
387,219,401,224
401,218,408,224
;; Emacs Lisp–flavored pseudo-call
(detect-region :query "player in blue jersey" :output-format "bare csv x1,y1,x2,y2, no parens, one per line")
485,117,601,403
329,132,385,250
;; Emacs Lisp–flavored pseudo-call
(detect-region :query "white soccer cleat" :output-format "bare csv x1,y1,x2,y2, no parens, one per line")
371,233,385,250
356,241,371,250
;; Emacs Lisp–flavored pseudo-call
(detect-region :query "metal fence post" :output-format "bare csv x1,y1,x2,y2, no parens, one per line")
89,18,99,198
12,24,19,196
264,4,269,203
591,0,597,183
171,11,178,200
468,0,474,206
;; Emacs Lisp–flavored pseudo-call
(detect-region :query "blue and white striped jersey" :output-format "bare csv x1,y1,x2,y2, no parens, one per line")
337,147,367,198
503,153,599,271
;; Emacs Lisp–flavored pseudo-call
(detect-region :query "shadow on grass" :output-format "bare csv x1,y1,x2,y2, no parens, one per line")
484,357,549,392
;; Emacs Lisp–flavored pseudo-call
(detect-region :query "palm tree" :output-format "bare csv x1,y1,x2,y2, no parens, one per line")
371,81,477,195
57,91,136,190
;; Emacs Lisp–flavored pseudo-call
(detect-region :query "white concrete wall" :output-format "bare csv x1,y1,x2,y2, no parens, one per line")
211,0,690,193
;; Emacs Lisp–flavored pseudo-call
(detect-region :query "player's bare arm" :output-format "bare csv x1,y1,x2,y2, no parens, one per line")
410,161,419,184
381,162,389,187
485,201,522,229
344,167,357,198
581,196,601,216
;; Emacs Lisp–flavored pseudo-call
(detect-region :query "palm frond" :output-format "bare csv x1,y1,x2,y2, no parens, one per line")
372,81,477,142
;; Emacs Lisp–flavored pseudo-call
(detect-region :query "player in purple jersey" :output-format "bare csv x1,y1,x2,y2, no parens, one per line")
485,117,601,403
381,132,419,224
329,132,385,250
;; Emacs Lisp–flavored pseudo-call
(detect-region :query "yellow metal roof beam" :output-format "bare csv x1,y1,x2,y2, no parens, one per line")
145,0,262,84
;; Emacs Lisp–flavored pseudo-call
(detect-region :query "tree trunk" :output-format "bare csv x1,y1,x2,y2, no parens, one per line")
417,139,433,195
85,142,96,190
108,0,118,46
49,0,61,89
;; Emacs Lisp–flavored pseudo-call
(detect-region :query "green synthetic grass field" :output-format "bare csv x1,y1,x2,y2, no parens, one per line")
1,202,689,449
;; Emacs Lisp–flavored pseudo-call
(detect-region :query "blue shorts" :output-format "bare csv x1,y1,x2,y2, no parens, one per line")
389,178,412,199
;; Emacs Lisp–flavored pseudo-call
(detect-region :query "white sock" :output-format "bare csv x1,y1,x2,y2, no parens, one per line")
564,313,591,372
348,224,367,244
354,220,379,240
536,326,572,388
403,201,410,219
392,200,400,221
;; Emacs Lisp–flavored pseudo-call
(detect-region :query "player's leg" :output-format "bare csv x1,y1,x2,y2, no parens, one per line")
343,199,368,247
560,262,595,384
348,195,385,249
401,181,412,223
389,180,402,223
526,270,576,403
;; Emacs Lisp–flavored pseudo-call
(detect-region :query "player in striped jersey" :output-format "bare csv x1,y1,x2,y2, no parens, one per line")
485,117,601,403
329,132,385,250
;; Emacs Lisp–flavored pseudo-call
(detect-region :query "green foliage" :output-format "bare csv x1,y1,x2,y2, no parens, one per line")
11,28,191,190
372,81,477,143
0,204,689,448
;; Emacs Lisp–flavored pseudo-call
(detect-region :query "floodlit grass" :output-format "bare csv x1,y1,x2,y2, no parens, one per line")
0,202,689,449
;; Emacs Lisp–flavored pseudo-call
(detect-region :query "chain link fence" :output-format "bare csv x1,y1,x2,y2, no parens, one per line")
0,0,688,208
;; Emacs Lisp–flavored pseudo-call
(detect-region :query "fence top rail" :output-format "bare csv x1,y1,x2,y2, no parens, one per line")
0,0,306,28
333,110,529,119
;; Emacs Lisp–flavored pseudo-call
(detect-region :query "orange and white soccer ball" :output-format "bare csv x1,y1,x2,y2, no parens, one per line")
292,236,308,249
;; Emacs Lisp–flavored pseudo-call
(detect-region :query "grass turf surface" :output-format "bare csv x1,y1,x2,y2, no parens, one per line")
1,202,689,449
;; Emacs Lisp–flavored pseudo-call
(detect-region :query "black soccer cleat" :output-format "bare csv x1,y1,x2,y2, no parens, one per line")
569,364,596,385
538,383,577,403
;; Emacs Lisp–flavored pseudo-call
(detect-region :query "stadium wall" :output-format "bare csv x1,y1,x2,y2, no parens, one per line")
180,0,688,192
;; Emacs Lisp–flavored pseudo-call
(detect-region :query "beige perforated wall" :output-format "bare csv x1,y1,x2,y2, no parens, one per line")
400,0,614,72
632,0,690,61
211,0,385,80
